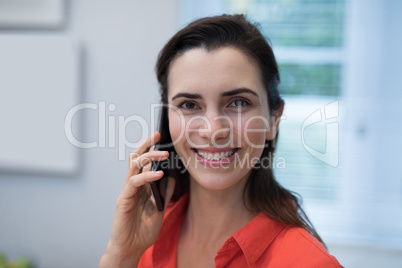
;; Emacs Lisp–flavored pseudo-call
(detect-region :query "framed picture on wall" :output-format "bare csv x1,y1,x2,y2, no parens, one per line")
0,0,65,29
0,34,79,175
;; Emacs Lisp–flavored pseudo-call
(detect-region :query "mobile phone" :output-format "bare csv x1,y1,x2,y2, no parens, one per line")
149,106,171,211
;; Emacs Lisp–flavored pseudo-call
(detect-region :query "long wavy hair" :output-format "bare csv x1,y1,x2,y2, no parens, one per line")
155,14,326,247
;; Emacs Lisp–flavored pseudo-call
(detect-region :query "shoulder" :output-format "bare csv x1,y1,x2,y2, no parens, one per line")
231,213,343,267
258,226,343,268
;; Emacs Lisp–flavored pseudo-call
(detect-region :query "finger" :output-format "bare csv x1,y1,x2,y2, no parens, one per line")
128,131,160,164
142,162,152,173
143,181,156,209
121,170,164,199
163,177,176,210
126,150,169,180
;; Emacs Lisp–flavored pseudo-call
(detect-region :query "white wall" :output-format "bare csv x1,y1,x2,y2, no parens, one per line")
0,1,179,267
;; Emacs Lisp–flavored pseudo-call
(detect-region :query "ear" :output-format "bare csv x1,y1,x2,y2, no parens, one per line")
266,101,284,141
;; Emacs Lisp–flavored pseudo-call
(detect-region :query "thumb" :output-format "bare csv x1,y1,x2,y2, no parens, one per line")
163,177,176,210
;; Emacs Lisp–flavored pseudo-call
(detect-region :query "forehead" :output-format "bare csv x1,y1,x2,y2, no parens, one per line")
167,47,266,99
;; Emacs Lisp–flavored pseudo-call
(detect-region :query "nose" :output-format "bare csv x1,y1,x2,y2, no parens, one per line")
198,111,230,143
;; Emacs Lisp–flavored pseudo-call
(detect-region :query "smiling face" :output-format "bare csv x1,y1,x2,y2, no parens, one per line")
167,47,279,191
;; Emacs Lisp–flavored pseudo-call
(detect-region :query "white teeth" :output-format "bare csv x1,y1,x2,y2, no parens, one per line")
196,149,236,161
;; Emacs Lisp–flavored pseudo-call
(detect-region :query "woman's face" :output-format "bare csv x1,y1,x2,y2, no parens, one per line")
167,47,278,191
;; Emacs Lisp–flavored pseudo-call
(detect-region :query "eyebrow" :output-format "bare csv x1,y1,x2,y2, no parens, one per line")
171,92,202,101
171,88,258,101
221,88,258,97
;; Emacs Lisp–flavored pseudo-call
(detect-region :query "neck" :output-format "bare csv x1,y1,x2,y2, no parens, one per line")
181,176,257,245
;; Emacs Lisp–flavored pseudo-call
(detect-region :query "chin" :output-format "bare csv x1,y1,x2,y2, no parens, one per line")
188,168,251,192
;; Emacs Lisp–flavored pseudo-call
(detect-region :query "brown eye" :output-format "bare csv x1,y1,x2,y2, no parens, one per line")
180,101,199,110
229,98,250,108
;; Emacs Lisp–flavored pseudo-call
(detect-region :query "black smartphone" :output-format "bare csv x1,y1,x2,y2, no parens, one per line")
149,106,171,211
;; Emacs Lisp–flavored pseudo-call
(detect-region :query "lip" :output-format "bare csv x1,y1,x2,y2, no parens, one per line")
191,147,238,153
192,148,240,168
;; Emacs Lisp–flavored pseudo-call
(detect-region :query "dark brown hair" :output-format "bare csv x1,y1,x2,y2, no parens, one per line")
156,14,326,247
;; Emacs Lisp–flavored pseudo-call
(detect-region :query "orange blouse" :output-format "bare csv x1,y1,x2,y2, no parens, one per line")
138,193,343,268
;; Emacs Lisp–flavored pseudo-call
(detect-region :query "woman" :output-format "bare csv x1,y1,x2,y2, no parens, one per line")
100,14,343,267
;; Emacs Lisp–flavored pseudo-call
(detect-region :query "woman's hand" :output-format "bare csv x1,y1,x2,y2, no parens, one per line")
100,131,175,268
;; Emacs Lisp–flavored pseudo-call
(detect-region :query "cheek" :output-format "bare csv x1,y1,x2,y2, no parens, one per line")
237,114,268,147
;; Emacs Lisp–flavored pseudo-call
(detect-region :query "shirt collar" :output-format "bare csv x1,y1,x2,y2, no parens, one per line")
221,213,285,266
152,193,189,267
161,193,189,233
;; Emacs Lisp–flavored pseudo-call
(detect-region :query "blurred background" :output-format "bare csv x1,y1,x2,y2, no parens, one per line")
0,0,401,267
